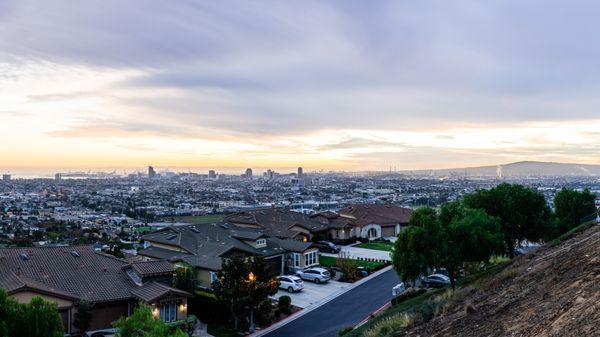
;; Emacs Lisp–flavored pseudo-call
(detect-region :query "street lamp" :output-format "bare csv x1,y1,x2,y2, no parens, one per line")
248,272,256,333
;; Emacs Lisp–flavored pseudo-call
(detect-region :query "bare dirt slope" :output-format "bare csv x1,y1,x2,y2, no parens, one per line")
406,224,600,337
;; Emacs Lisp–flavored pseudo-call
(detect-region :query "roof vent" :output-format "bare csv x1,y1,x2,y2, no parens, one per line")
219,224,229,229
19,253,29,261
191,227,200,233
166,234,177,240
70,251,80,257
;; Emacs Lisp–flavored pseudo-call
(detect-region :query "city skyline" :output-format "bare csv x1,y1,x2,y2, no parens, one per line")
2,1,600,171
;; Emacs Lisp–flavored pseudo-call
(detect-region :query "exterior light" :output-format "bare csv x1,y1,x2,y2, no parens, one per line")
248,272,255,281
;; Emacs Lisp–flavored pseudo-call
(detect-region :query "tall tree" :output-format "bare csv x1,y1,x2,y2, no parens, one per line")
553,188,596,234
212,256,279,331
73,301,93,333
464,183,550,257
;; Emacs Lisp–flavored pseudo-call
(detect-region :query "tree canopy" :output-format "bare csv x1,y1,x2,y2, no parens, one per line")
393,204,504,289
113,304,186,337
463,183,550,257
553,188,596,235
211,256,279,330
0,289,64,337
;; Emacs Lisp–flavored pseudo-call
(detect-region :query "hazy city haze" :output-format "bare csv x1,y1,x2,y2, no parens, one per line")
1,0,600,172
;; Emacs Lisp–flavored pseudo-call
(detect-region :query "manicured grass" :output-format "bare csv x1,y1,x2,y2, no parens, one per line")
356,242,395,252
134,226,152,234
319,255,386,270
164,214,226,224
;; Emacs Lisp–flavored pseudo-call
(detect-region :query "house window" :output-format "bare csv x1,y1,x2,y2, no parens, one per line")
210,271,219,284
159,303,177,322
335,230,340,238
256,239,266,247
292,253,301,268
304,251,317,267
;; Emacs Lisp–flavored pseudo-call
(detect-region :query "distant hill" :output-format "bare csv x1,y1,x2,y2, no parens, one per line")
406,161,600,177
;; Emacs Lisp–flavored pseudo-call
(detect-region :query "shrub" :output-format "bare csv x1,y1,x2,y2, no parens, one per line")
338,326,354,336
390,288,426,306
278,296,292,315
188,290,229,324
362,313,416,337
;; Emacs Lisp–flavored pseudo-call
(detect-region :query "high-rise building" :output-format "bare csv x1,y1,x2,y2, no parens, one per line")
208,170,217,179
54,173,62,183
245,168,253,179
297,167,303,178
148,166,157,179
2,174,10,182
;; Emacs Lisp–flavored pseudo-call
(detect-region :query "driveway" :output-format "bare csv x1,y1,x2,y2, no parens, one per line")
262,268,399,337
272,279,352,308
321,246,392,261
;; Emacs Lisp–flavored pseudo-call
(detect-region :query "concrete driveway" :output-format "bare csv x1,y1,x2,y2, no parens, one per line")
272,279,352,308
321,246,392,261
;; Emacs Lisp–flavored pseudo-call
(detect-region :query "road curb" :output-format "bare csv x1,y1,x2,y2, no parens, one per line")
249,265,393,337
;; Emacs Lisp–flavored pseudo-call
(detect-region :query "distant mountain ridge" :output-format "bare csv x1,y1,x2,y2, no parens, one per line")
406,161,600,177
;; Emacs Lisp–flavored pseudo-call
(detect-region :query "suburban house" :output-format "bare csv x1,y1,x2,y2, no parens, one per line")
336,204,412,238
138,223,319,288
226,205,413,242
0,246,190,335
225,208,328,241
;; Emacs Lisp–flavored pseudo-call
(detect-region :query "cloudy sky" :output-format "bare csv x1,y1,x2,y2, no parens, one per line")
1,0,599,173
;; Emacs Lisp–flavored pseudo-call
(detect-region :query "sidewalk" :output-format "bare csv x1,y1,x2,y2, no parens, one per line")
249,265,393,337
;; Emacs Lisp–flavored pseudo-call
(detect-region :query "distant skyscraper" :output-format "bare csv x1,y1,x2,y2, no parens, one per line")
2,174,10,182
245,168,253,179
208,170,217,179
148,166,157,179
264,169,274,180
297,167,303,178
54,173,62,183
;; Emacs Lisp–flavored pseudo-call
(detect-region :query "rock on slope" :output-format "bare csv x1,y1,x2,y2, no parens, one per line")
405,224,600,337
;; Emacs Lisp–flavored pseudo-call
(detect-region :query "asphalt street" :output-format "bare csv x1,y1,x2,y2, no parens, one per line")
263,268,400,337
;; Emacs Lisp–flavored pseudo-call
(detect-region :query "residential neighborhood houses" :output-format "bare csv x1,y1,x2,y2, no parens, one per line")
0,171,598,336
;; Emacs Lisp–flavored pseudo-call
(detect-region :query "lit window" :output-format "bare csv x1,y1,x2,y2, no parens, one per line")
159,303,177,322
256,239,266,247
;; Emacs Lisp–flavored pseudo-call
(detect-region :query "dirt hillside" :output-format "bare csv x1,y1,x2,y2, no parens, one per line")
405,224,600,337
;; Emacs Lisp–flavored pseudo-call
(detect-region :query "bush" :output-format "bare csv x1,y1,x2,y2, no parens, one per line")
188,290,229,324
338,326,354,336
391,288,427,306
278,295,292,315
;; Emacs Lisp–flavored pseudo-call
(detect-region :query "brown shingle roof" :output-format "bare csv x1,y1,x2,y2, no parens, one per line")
338,204,412,226
129,260,174,277
131,282,190,303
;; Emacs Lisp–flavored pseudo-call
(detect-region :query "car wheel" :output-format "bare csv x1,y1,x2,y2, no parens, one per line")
314,278,320,284
288,287,294,293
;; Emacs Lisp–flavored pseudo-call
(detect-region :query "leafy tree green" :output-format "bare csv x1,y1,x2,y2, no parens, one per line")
212,256,279,331
553,188,596,235
0,289,64,337
464,183,550,257
173,266,196,293
393,204,504,289
113,304,186,337
73,301,93,333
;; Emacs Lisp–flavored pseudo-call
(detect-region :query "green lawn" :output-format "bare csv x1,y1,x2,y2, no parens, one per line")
163,214,226,224
356,242,395,252
319,255,386,270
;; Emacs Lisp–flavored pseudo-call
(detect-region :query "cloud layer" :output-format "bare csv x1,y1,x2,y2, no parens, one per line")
1,0,600,171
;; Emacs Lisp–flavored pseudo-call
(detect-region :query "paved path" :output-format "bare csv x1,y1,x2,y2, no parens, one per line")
262,268,399,337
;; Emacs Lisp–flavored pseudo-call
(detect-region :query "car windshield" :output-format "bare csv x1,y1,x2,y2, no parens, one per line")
294,279,303,283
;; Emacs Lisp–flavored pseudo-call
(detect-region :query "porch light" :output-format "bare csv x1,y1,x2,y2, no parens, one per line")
179,303,187,311
248,272,255,281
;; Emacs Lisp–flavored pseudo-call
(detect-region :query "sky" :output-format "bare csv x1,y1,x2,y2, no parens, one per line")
1,0,600,174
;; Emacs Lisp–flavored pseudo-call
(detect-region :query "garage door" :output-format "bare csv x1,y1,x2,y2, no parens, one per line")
381,226,396,237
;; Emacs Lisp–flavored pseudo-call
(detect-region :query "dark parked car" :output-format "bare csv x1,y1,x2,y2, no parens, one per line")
422,274,451,288
315,241,340,253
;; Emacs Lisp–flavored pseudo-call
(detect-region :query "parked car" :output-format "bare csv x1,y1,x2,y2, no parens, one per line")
296,267,331,283
392,282,406,296
422,274,451,288
278,275,305,293
315,241,340,254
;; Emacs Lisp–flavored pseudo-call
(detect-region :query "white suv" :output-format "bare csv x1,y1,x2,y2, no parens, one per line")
296,267,331,284
278,275,305,293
